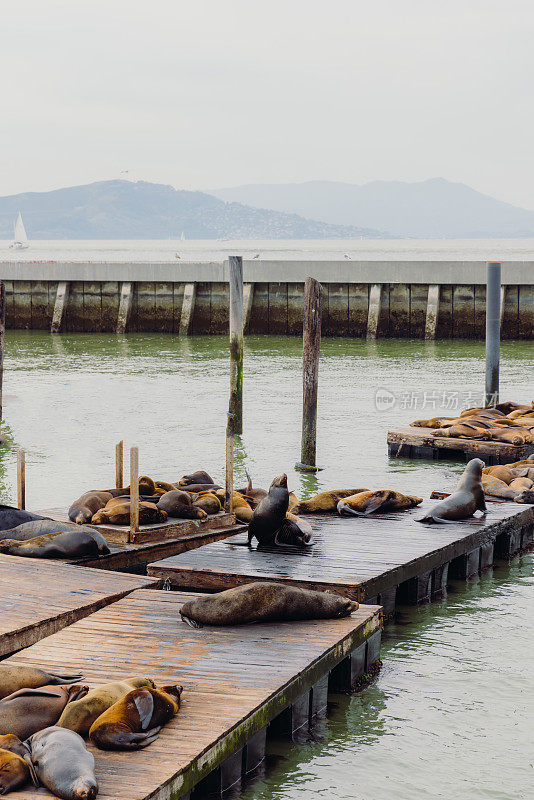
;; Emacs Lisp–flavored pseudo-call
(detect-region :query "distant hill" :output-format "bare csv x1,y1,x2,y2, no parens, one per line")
0,180,384,239
212,178,534,238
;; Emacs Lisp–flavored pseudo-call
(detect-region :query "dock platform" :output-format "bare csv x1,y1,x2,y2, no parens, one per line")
4,588,382,800
148,502,534,614
387,426,534,465
0,554,160,657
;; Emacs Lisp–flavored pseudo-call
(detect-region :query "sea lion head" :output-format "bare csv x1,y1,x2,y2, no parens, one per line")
71,506,92,525
70,776,98,800
332,596,359,617
0,748,37,793
270,473,288,491
466,458,485,477
159,684,183,704
66,685,90,703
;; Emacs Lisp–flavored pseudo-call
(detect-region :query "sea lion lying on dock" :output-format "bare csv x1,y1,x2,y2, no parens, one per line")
248,474,311,547
417,458,486,523
0,746,38,794
337,490,422,516
0,520,110,553
28,726,98,800
179,582,358,627
57,678,156,737
432,422,492,440
291,489,368,514
89,685,182,750
92,499,167,526
157,491,207,519
0,684,88,740
0,504,47,531
178,470,215,487
68,491,118,524
0,529,110,559
0,666,83,701
192,492,221,515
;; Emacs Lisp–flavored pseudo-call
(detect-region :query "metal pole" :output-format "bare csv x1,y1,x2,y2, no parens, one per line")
485,262,501,407
228,256,243,435
296,277,322,472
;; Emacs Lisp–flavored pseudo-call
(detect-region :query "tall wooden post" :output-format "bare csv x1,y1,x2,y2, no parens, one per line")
17,450,25,510
225,421,234,514
116,440,124,489
228,256,243,435
0,282,5,422
296,278,322,472
485,262,501,407
129,446,139,538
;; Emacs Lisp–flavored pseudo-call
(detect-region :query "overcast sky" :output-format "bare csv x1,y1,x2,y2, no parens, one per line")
2,0,533,208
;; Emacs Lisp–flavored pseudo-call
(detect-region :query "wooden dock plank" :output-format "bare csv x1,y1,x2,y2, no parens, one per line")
0,555,160,656
5,589,381,800
147,502,534,602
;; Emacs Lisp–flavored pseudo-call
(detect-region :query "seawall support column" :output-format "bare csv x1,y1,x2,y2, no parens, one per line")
367,284,382,339
51,282,69,333
296,277,322,472
485,261,501,406
228,256,243,435
117,282,133,333
425,285,440,339
179,284,196,335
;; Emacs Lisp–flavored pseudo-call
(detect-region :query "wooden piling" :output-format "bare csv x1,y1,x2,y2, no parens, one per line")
116,440,124,489
225,423,234,514
296,277,322,471
0,281,5,422
129,446,139,538
485,262,501,406
17,450,25,510
228,257,243,435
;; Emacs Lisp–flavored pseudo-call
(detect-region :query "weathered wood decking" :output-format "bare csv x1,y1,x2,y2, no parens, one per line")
0,555,160,657
148,501,534,614
387,426,534,465
4,588,382,800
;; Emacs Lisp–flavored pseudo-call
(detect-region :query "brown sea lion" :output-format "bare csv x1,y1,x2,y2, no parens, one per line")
92,500,167,526
488,427,532,445
231,492,254,522
0,748,38,793
174,482,223,493
68,491,115,524
0,520,110,553
248,475,311,547
57,677,156,737
0,735,32,759
337,490,423,516
178,470,214,487
0,666,84,701
237,471,268,503
28,726,98,800
411,416,458,428
432,422,491,440
503,402,534,417
155,481,176,493
417,458,486,523
193,492,222,515
481,475,518,500
509,477,533,492
292,489,368,515
89,685,182,750
482,465,514,484
157,491,207,520
0,529,110,559
514,490,534,504
179,582,358,628
0,684,88,740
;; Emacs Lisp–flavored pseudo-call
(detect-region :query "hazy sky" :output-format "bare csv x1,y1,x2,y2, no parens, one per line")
3,0,534,208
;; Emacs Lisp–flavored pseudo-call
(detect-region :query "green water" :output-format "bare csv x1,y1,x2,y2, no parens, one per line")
2,332,533,799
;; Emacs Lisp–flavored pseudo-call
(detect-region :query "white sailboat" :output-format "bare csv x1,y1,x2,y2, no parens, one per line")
9,212,29,250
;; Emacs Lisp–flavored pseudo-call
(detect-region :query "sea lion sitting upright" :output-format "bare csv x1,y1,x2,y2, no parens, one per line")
337,490,422,516
0,747,38,794
89,685,182,750
27,726,98,800
57,677,156,737
157,491,207,520
178,470,214,487
417,458,487,524
179,582,358,627
247,474,311,547
0,665,83,701
0,529,110,560
0,684,88,740
292,489,368,515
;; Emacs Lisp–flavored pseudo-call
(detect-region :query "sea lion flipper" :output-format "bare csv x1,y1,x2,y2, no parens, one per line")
49,672,84,684
133,689,154,729
25,756,39,787
5,687,64,700
362,495,390,514
180,612,202,629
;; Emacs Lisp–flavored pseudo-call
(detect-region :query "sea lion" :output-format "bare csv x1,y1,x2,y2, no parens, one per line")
0,505,47,531
247,474,311,547
0,520,110,553
68,491,116,524
0,748,38,793
0,735,32,759
0,684,88,740
514,491,534,504
155,481,176,493
488,427,533,445
482,465,514,484
500,402,533,416
432,422,491,440
411,416,457,428
481,474,518,500
57,678,156,737
179,582,358,628
509,477,533,492
237,471,268,503
89,685,182,750
0,530,109,559
91,500,167,526
174,483,223,493
417,458,486,523
337,490,423,516
286,512,313,538
28,726,98,800
193,492,222,515
157,491,207,520
292,489,368,515
178,471,214,487
0,666,83,701
231,492,254,522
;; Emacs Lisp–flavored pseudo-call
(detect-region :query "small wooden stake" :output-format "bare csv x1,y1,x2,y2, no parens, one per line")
225,421,234,514
116,440,124,489
130,446,139,538
17,449,25,510
0,282,5,423
296,277,322,472
228,256,243,435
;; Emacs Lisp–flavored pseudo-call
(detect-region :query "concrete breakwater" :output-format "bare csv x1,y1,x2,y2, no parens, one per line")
1,260,533,338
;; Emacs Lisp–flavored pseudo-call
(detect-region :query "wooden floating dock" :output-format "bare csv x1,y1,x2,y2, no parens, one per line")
4,588,382,800
148,502,534,615
0,555,160,657
387,426,534,465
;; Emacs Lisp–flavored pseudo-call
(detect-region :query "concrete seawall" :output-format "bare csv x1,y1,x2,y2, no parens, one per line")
2,261,533,338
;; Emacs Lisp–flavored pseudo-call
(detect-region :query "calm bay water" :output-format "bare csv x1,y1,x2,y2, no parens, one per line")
1,331,533,799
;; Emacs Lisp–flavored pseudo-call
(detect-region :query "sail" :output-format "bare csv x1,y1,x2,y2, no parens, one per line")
14,212,28,243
